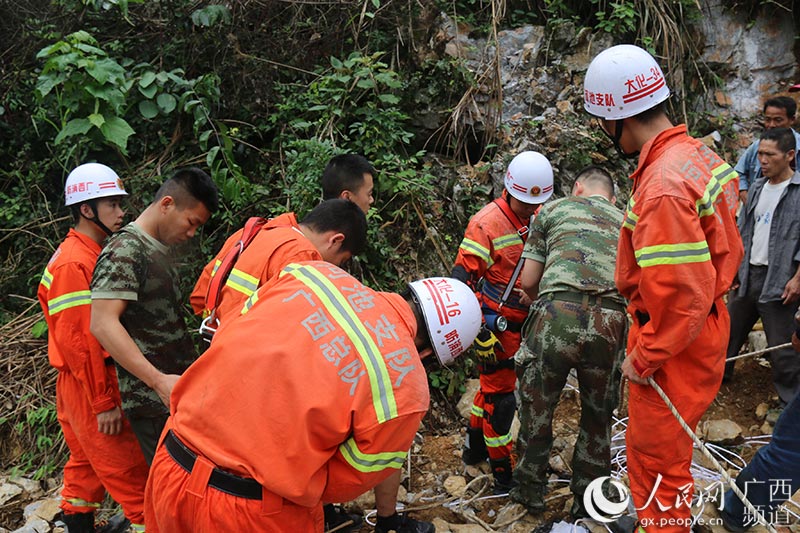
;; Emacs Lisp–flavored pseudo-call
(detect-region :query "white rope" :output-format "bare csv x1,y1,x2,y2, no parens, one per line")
646,376,778,533
726,342,792,362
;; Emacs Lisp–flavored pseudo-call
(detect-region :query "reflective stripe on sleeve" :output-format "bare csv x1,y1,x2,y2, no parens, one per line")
696,162,735,218
471,404,485,418
240,290,260,315
634,241,711,267
210,259,222,276
622,198,638,231
40,267,53,290
459,238,493,266
283,263,398,423
492,233,522,251
47,290,91,316
338,437,407,473
224,268,259,298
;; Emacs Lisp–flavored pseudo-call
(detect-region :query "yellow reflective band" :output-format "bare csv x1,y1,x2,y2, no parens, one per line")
66,498,101,508
471,405,485,418
240,290,260,315
225,268,259,298
210,259,222,276
712,161,735,183
492,233,522,251
338,437,407,473
634,241,711,268
484,432,514,448
459,238,492,266
40,267,53,290
622,198,638,231
130,524,145,532
48,290,91,316
283,263,398,423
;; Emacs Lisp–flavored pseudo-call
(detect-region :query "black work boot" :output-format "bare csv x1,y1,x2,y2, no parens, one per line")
462,427,488,465
323,503,363,532
95,513,132,533
60,511,95,533
490,457,516,495
374,512,435,533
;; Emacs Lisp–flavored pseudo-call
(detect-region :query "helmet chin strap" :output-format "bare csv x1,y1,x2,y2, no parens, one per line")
598,118,640,159
82,200,114,236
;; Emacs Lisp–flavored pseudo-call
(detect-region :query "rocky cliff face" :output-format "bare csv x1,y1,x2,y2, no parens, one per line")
699,0,797,118
413,1,797,198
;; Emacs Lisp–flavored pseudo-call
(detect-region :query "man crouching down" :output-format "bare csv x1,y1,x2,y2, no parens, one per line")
144,260,481,532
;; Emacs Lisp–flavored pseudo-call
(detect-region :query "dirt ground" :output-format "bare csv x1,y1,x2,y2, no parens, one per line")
351,354,779,530
0,355,780,531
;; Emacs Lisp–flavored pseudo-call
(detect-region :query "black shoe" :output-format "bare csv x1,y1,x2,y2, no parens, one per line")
374,512,435,533
95,513,131,533
492,477,517,496
718,508,749,533
60,511,95,533
323,504,363,533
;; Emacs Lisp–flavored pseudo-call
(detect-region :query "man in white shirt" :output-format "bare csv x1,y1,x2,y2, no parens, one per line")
724,127,800,404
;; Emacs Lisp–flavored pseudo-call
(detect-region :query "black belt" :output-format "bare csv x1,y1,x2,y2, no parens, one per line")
545,291,626,314
165,430,263,500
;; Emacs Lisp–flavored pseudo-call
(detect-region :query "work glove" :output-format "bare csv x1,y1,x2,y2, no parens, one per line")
473,327,502,362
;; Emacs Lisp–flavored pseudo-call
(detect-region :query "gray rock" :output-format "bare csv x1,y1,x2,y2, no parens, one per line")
443,475,467,497
11,517,50,533
0,481,23,506
704,419,743,444
23,499,62,522
457,379,481,420
699,0,797,117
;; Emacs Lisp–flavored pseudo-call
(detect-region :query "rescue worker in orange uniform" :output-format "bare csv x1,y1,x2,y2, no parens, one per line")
37,164,149,533
143,261,482,532
453,151,554,493
584,45,743,533
190,198,367,333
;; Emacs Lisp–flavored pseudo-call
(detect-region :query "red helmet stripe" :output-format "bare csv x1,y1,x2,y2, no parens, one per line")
422,278,449,325
622,78,666,103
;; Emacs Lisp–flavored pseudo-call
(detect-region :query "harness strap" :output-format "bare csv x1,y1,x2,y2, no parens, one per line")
204,216,267,319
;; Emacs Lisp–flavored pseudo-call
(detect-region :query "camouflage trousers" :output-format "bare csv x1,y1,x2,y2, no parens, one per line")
510,295,627,513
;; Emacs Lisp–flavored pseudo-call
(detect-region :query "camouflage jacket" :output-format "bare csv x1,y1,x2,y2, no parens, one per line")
92,222,198,419
522,195,625,306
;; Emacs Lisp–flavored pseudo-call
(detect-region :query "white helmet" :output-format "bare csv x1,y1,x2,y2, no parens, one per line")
65,163,128,206
408,277,481,366
504,151,554,204
583,44,670,120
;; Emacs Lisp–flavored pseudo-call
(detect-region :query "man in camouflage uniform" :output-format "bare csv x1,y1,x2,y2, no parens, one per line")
510,166,627,518
91,168,218,464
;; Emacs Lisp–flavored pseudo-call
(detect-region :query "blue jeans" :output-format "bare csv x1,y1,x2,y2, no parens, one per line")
723,391,800,528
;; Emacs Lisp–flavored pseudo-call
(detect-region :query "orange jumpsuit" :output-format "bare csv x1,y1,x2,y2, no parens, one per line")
145,261,430,532
616,125,743,532
454,196,528,462
37,229,149,527
190,212,321,322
